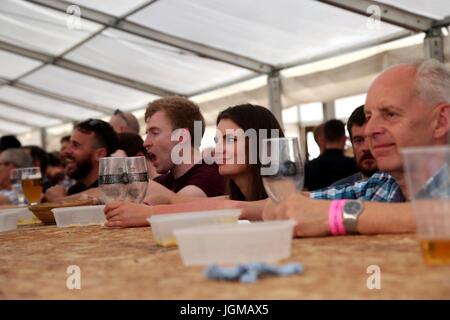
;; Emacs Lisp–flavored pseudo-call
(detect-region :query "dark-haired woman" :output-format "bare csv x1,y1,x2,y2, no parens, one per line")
104,104,284,227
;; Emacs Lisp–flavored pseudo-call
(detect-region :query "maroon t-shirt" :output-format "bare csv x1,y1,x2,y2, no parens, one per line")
154,163,225,197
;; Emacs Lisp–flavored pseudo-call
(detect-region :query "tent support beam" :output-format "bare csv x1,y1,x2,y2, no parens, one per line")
40,127,47,150
0,98,73,122
322,101,336,121
267,71,283,127
317,0,433,32
424,28,445,62
0,40,177,97
26,0,273,73
6,81,114,115
0,115,36,130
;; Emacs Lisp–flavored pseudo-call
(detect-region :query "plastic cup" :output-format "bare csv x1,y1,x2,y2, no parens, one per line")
402,145,450,265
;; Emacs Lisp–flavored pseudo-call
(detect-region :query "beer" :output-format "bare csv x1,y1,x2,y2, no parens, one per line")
22,178,43,205
420,239,450,265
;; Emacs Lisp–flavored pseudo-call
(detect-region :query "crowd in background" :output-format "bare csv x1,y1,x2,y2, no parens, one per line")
0,58,449,238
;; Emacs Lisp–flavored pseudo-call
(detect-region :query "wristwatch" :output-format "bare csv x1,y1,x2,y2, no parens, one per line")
342,200,364,234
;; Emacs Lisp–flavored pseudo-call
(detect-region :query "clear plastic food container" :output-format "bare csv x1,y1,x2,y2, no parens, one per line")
51,205,106,228
148,209,241,247
0,210,20,232
174,220,296,266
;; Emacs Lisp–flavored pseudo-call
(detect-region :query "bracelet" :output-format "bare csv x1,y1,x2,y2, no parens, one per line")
328,200,347,236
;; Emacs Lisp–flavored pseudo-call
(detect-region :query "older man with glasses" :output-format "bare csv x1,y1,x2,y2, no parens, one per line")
109,109,141,135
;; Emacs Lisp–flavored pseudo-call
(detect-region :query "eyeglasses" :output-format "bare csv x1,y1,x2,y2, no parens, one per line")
114,109,131,127
87,118,103,126
80,119,111,132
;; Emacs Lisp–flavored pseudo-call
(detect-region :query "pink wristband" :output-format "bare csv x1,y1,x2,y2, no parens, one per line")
328,200,347,236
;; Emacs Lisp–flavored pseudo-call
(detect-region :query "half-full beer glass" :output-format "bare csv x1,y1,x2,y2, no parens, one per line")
20,167,43,205
402,146,450,265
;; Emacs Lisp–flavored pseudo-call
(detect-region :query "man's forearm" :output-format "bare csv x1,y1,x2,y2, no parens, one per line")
358,202,415,234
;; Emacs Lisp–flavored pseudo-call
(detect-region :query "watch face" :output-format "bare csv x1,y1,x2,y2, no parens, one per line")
345,201,363,215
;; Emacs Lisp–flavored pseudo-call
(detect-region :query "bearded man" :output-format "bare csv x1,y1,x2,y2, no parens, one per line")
44,119,118,201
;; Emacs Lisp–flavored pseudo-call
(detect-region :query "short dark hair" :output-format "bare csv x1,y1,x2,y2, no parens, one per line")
23,145,49,174
60,135,71,144
75,119,119,156
324,119,345,143
346,105,366,140
48,152,62,167
313,123,325,144
145,96,205,148
0,135,21,152
113,109,140,134
117,132,148,159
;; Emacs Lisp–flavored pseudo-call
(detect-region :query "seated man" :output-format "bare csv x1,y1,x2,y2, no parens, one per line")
109,109,141,135
304,119,357,190
331,105,378,186
0,135,21,154
313,123,326,155
0,148,33,205
44,119,119,202
263,59,450,237
143,96,225,198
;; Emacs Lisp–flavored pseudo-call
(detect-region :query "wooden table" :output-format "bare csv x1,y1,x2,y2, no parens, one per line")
1,224,450,299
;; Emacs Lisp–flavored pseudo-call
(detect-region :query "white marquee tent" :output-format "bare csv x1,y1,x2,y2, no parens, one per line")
0,0,449,151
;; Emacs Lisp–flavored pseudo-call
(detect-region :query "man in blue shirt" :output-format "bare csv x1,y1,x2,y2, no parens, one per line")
331,105,378,187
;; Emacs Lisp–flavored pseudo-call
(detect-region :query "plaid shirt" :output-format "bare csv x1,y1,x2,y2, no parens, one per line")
310,172,405,202
415,164,449,199
0,189,19,205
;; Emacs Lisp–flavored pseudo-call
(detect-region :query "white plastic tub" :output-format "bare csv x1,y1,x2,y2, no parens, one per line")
148,209,241,247
0,207,34,225
0,210,20,232
174,220,296,266
51,205,106,228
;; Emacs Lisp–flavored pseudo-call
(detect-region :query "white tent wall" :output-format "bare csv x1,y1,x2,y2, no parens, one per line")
194,36,448,124
2,0,449,153
15,35,450,152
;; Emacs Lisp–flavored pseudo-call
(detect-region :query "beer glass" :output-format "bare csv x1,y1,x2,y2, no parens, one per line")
402,145,450,265
261,137,304,203
125,156,148,203
20,167,43,205
10,168,26,205
98,157,128,204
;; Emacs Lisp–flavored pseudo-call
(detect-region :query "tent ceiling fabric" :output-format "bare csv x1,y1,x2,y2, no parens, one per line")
375,0,450,20
20,65,160,111
0,86,103,120
63,0,152,17
197,36,450,120
0,101,62,127
0,0,102,55
0,0,449,135
128,0,403,66
65,28,255,95
0,50,42,79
